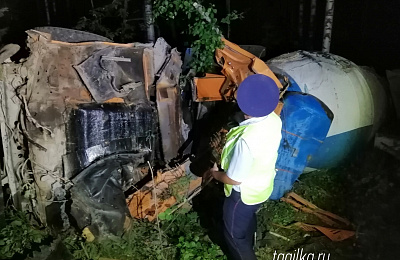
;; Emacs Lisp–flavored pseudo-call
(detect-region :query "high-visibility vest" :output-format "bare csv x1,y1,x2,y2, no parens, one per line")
221,112,282,205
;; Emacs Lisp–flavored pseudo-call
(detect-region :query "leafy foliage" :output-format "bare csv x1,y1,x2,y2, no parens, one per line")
0,211,49,259
76,0,137,42
153,0,242,73
65,220,175,260
177,235,224,260
259,200,298,227
65,209,225,260
169,175,191,202
161,210,226,260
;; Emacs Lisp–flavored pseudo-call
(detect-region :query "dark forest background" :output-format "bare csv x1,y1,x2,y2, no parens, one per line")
0,0,399,73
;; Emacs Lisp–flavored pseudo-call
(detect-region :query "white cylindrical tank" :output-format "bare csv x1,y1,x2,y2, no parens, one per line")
268,51,387,169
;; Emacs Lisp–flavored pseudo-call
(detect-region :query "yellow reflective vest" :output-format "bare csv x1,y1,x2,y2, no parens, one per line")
221,112,282,205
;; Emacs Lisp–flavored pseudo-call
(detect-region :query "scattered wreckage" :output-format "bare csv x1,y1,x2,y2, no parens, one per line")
0,27,387,239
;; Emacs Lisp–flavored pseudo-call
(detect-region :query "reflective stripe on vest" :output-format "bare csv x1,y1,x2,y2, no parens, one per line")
221,113,282,205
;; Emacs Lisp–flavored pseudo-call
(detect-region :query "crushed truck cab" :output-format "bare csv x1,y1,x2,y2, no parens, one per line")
0,28,186,237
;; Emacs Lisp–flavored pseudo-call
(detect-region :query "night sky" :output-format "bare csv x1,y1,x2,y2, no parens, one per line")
228,0,400,73
0,0,399,74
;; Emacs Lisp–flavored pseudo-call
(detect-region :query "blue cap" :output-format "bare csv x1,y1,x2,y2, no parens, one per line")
236,74,279,117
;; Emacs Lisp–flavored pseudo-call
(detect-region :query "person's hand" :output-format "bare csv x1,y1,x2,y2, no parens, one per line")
202,163,218,182
209,163,219,179
211,162,218,172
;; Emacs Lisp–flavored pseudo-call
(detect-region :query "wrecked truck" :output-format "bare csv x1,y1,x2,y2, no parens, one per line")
0,27,186,237
0,27,387,238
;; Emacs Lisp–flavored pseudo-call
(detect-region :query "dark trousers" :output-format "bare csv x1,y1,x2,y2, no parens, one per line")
223,190,260,260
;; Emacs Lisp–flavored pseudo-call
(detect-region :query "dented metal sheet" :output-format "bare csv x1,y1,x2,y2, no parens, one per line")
70,153,149,237
19,29,108,229
192,73,226,102
34,26,113,43
0,44,20,63
64,103,156,178
153,37,171,74
156,48,183,161
192,38,284,114
215,38,283,101
74,46,151,103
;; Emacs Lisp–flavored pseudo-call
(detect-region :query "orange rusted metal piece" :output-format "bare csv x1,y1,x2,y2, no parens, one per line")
294,222,355,242
283,192,352,227
104,97,125,103
280,192,355,242
127,163,202,221
287,192,351,226
215,38,282,102
193,73,227,102
193,38,284,113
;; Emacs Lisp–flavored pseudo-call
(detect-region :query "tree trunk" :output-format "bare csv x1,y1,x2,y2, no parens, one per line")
309,0,316,50
144,0,155,43
322,0,335,52
298,0,304,48
0,177,5,228
52,0,57,25
122,0,128,26
226,0,231,39
44,0,51,25
66,0,71,26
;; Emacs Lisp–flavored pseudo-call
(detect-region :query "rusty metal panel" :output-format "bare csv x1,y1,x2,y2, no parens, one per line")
74,46,148,103
143,48,155,100
64,103,156,179
24,30,98,178
156,48,183,161
192,73,226,102
34,26,112,42
19,30,106,228
153,37,171,74
215,38,283,102
0,73,25,209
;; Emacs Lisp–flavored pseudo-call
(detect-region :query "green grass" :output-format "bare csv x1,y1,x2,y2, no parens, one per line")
255,169,349,259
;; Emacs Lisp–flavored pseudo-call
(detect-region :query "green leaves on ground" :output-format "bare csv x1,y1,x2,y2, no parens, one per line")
162,210,226,260
0,211,49,259
65,220,175,260
65,209,225,260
